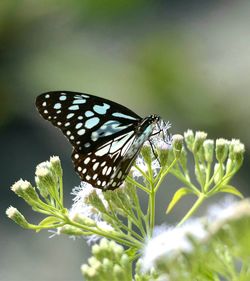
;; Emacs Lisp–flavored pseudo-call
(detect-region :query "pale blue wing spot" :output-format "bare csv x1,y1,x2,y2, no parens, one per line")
78,116,84,120
54,103,61,110
56,110,61,114
59,96,67,101
81,94,89,98
45,94,50,98
91,131,99,141
91,120,129,139
73,99,86,105
85,111,95,117
74,94,89,99
112,112,138,120
69,105,79,111
77,128,86,136
93,103,110,115
67,113,74,119
85,117,100,129
84,142,91,148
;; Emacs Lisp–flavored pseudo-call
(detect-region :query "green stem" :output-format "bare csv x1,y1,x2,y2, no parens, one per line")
177,193,206,226
68,219,142,249
149,187,155,237
154,158,178,192
126,176,149,194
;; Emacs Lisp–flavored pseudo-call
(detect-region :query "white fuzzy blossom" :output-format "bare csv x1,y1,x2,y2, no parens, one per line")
69,182,114,243
142,220,207,271
70,182,108,220
131,153,160,178
206,197,250,233
132,120,172,178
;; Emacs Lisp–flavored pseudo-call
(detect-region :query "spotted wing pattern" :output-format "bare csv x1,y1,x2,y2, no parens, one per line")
36,91,159,190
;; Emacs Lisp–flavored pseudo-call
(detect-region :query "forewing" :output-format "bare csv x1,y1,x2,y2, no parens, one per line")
36,91,141,152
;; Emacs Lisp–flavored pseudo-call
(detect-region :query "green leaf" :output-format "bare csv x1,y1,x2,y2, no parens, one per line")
166,187,192,214
38,216,62,227
219,185,244,198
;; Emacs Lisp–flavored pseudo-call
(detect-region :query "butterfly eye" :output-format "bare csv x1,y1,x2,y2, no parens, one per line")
36,91,160,190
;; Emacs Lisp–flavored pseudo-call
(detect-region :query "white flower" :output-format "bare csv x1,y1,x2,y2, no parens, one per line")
207,197,250,233
142,220,207,271
151,120,172,148
70,182,108,221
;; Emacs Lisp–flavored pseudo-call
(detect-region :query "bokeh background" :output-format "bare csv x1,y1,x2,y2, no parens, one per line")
1,1,250,280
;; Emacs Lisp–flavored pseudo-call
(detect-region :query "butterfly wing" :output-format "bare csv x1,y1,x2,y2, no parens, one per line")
72,115,160,190
36,91,142,152
36,91,148,189
72,129,137,189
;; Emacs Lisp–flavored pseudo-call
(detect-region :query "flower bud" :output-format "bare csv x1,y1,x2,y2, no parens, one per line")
113,264,124,279
228,139,241,160
87,190,107,213
213,163,224,184
70,213,96,227
157,142,170,167
233,142,245,167
216,138,229,163
35,165,55,198
58,225,86,235
193,131,207,153
11,179,38,205
203,139,214,163
172,134,184,158
141,142,153,165
6,206,29,228
184,129,194,151
50,156,63,178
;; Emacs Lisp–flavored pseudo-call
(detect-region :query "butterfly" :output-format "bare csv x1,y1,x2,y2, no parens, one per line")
36,91,164,190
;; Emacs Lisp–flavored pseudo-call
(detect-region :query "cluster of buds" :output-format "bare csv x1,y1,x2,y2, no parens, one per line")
6,156,65,230
81,238,131,281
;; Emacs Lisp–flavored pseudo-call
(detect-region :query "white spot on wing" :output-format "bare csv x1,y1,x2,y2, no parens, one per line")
102,166,107,175
93,162,99,171
54,103,61,110
75,123,83,129
84,157,90,164
95,145,110,156
106,167,112,175
67,113,74,119
78,129,86,136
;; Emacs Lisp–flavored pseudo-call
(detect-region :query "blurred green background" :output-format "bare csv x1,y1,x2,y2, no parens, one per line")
1,1,250,280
